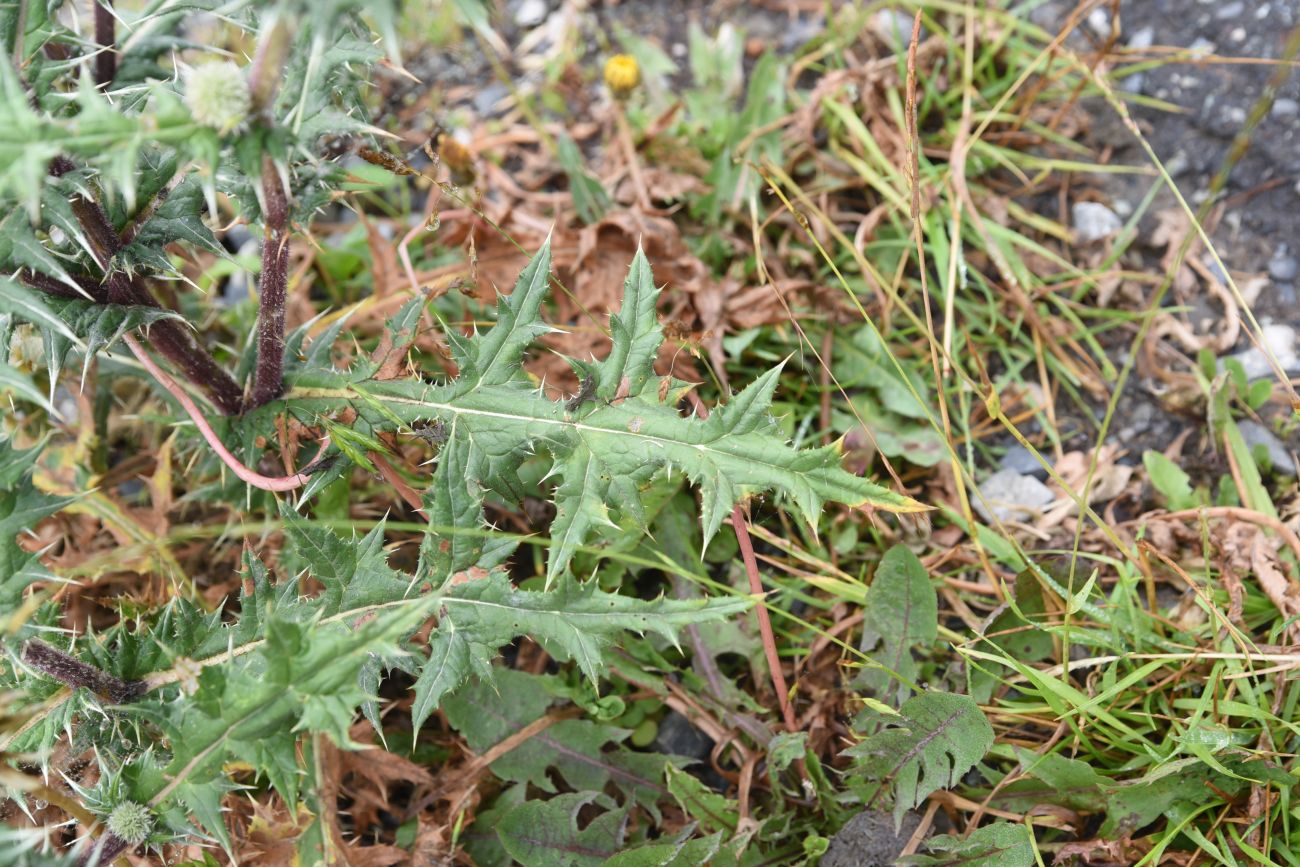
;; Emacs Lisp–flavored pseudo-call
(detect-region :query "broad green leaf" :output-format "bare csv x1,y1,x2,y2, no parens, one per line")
903,822,1034,866
495,792,626,867
859,545,936,702
847,691,993,828
437,572,750,683
1142,450,1197,510
602,830,723,867
0,215,87,296
1098,757,1251,839
665,765,737,835
991,748,1108,815
443,670,684,819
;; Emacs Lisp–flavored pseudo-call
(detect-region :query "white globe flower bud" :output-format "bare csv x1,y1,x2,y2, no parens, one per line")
106,800,154,846
184,62,251,135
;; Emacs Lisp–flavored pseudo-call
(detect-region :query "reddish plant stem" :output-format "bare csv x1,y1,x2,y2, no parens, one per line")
731,504,799,735
45,157,244,414
248,156,290,409
684,391,798,735
124,333,327,492
92,0,115,87
22,640,145,704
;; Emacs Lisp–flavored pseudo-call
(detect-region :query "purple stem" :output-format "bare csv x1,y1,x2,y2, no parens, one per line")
92,1,116,88
76,832,131,866
248,155,290,409
43,157,245,415
21,640,145,704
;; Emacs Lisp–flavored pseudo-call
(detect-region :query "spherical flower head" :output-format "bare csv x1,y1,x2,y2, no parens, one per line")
184,61,251,136
603,54,640,99
106,800,153,846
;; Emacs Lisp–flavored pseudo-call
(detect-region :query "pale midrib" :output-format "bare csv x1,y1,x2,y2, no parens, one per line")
292,386,842,488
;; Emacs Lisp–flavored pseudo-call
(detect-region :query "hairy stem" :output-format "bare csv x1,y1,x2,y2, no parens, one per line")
248,155,290,409
21,640,145,704
123,333,327,491
92,0,115,88
46,157,245,414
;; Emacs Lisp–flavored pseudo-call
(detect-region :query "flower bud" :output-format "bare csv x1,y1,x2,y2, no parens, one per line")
603,54,640,99
184,61,251,135
106,801,154,846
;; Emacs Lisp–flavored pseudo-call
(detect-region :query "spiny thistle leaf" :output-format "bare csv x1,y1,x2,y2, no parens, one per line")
287,244,924,586
0,438,73,609
0,279,79,343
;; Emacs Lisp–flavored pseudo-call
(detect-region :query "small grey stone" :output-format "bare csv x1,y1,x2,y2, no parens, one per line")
219,271,248,307
1126,401,1156,434
1128,26,1155,50
1237,420,1297,476
1165,150,1191,176
222,224,253,251
513,0,547,28
472,82,509,116
874,10,922,44
1215,0,1245,18
1028,1,1064,28
1223,323,1299,379
974,469,1055,524
115,478,146,500
823,810,923,867
1000,444,1048,480
1203,256,1230,287
1273,98,1300,118
652,711,712,761
1086,7,1111,36
1072,201,1123,244
781,15,824,52
1269,255,1298,282
1122,71,1147,95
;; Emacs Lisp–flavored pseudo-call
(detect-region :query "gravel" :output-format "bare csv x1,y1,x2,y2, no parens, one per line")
1268,250,1298,282
1237,420,1297,477
823,810,923,867
1072,201,1123,244
652,711,713,761
1222,323,1299,380
513,0,548,28
974,469,1056,524
999,444,1048,480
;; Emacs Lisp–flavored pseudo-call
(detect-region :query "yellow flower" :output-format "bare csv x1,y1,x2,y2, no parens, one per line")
603,54,640,99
